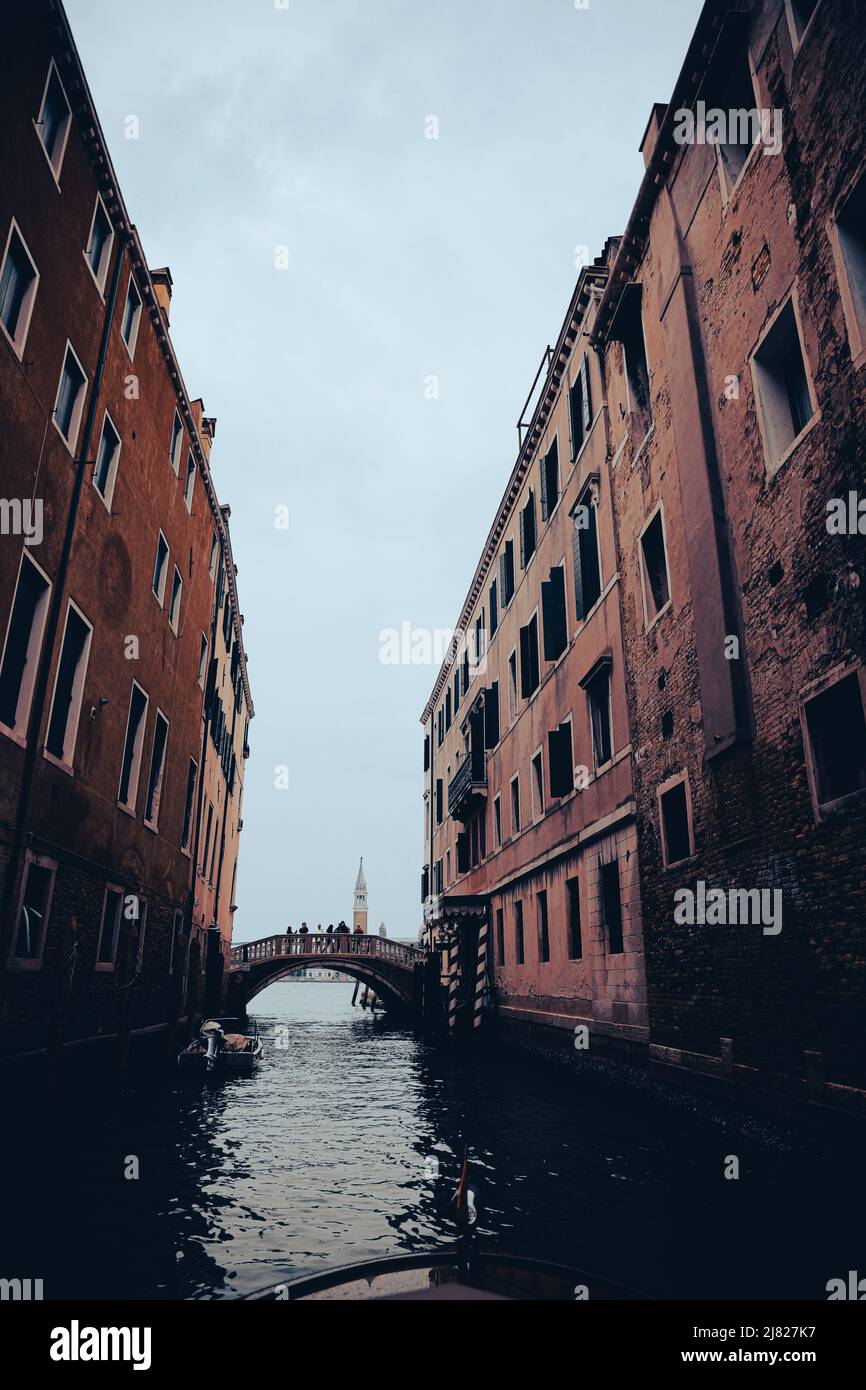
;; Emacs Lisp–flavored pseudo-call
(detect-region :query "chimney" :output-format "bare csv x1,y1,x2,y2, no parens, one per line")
639,102,668,170
201,416,217,462
150,266,173,323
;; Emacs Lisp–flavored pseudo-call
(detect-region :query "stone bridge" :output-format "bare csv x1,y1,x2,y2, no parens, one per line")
225,933,430,1016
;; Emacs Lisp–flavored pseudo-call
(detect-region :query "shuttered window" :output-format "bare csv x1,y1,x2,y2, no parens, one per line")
541,565,567,661
519,491,536,568
489,578,498,637
539,438,559,521
547,720,574,799
435,778,443,824
484,682,500,749
568,354,593,459
519,614,540,699
500,540,515,605
572,485,602,621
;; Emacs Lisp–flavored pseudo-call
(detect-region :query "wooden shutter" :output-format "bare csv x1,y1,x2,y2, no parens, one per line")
548,722,573,798
567,380,576,458
457,832,470,873
539,454,549,522
499,552,507,604
484,682,500,748
542,567,567,661
581,355,593,434
490,579,498,636
519,507,526,568
519,623,531,699
572,521,585,621
423,735,430,772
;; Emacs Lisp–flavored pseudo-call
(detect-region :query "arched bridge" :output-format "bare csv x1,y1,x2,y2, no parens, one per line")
226,933,430,1015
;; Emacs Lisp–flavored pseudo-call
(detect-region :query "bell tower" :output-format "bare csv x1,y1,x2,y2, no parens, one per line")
353,857,368,933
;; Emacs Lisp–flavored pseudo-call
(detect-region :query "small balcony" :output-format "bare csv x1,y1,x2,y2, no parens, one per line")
448,755,487,823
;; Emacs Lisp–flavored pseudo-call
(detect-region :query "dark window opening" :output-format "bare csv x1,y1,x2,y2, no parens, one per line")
539,439,559,521
520,490,537,568
572,488,602,621
537,890,549,963
587,667,612,769
752,297,814,467
515,900,525,965
542,564,567,661
14,861,52,961
660,779,692,865
804,672,866,808
46,607,89,762
489,578,498,637
0,229,37,344
501,540,515,605
519,613,540,699
640,511,670,621
548,720,574,799
97,887,123,966
181,758,197,850
0,556,49,731
567,876,582,960
600,859,623,955
496,907,505,966
568,354,593,458
532,751,544,818
118,684,148,808
435,778,443,825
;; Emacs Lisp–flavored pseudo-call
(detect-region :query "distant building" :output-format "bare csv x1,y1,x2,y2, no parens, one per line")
352,858,368,933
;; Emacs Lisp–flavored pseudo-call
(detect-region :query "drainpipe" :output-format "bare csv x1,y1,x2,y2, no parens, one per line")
2,230,128,949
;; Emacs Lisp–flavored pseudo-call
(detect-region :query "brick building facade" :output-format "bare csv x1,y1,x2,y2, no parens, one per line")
0,0,253,1063
422,0,866,1099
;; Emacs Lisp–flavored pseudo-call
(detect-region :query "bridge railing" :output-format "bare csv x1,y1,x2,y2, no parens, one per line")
229,933,425,971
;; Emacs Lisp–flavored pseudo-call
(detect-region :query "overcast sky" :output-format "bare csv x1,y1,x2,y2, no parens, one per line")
66,0,702,940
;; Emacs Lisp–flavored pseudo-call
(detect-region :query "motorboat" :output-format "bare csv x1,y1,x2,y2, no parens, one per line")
178,1016,263,1074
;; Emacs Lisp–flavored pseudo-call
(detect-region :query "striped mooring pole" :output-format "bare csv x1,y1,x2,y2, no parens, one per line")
447,934,460,1034
473,915,488,1030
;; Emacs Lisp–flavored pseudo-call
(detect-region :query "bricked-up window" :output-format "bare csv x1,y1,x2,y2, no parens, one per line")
587,664,613,769
184,452,196,511
152,532,169,606
541,564,567,661
751,296,815,471
600,859,624,955
803,671,866,811
537,890,550,963
532,750,544,819
539,438,559,521
496,907,505,966
35,61,72,177
435,778,443,825
640,509,671,624
169,567,183,634
121,273,142,356
53,342,87,451
169,408,183,475
12,854,55,963
519,613,540,699
572,483,602,621
0,554,50,736
96,885,124,968
118,681,148,810
500,539,515,605
833,167,866,361
519,490,537,568
548,719,574,799
567,876,582,959
659,777,693,866
614,285,652,441
0,222,39,357
181,757,197,851
484,682,500,749
568,354,593,459
515,899,525,965
93,410,121,507
489,578,498,637
493,793,502,847
85,195,114,293
144,711,169,828
510,773,521,834
45,603,92,766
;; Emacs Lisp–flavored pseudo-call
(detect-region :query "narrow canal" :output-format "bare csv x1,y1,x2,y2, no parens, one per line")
6,981,864,1300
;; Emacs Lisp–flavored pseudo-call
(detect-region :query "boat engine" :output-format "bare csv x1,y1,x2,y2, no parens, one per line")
200,1019,225,1071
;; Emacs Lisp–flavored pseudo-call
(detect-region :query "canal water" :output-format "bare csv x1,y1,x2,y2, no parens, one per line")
5,981,864,1300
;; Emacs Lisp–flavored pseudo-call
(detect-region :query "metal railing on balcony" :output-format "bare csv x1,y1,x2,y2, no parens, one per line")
448,755,487,821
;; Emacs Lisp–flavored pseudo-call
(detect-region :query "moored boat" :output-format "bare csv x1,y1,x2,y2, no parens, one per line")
178,1016,263,1074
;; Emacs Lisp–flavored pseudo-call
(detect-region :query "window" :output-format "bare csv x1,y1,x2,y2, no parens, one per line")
35,61,71,178
169,909,184,975
84,195,114,293
169,409,183,474
181,757,197,851
537,890,549,963
519,490,536,568
201,802,214,876
786,0,819,47
539,438,559,520
802,669,866,815
118,682,148,810
11,853,55,965
423,734,430,773
45,602,91,768
209,532,219,580
706,36,759,194
484,682,499,749
130,899,147,976
548,719,574,799
0,554,50,738
489,578,498,638
456,831,469,874
613,285,652,440
453,670,460,715
434,858,443,895
152,532,169,606
0,221,39,357
639,508,671,625
508,650,518,721
92,410,121,507
600,859,623,955
436,778,443,825
96,885,124,969
198,633,209,689
493,793,502,848
585,662,612,770
567,876,582,960
495,907,505,966
447,847,453,883
519,613,540,699
120,273,142,356
445,689,452,731
500,539,515,606
572,481,602,621
659,775,694,866
515,900,525,965
750,294,816,471
144,710,169,828
541,564,567,661
510,774,521,834
183,453,195,511
168,566,183,633
832,166,866,366
53,342,87,451
209,817,219,882
532,750,544,820
568,354,593,458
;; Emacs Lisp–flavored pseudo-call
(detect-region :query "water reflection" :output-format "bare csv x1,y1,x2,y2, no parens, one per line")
3,981,864,1300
